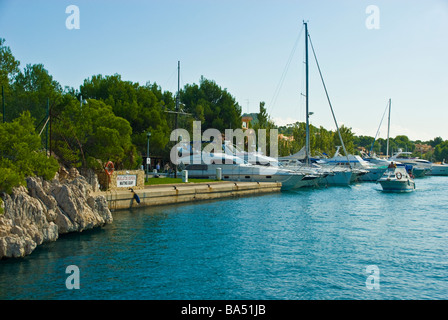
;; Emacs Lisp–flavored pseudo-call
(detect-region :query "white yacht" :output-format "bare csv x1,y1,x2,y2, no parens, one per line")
391,149,448,176
377,164,415,192
223,142,327,187
177,152,319,191
317,147,386,182
429,162,448,176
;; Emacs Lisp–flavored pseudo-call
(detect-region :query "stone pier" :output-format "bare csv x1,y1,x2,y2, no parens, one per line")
95,181,282,210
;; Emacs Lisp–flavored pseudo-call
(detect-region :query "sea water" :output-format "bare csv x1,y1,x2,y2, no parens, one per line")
1,176,447,300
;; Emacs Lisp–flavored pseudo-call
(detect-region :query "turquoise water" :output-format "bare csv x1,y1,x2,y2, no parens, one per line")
1,176,448,300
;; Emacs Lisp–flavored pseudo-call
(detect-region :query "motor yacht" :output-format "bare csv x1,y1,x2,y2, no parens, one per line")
377,163,415,192
177,152,319,191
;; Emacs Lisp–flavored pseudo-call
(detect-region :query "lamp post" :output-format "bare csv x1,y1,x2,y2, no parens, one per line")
146,132,151,181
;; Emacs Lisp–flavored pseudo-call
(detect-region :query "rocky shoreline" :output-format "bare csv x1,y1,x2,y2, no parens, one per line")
0,168,112,259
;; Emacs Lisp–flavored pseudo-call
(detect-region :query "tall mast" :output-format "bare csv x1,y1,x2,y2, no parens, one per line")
174,61,180,178
386,98,391,158
304,21,310,165
175,60,180,131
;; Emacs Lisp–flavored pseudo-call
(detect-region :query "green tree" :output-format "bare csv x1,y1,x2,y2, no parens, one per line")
429,136,443,148
181,76,242,132
333,125,355,155
392,135,414,153
0,38,20,88
10,63,63,122
0,111,59,194
0,38,21,123
80,74,172,160
52,98,139,170
434,140,448,162
354,135,375,154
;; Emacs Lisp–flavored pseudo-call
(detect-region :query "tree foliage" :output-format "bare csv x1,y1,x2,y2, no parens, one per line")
0,111,59,193
288,121,355,157
10,63,63,122
0,38,20,88
181,76,242,132
52,98,139,170
80,74,172,156
434,141,448,163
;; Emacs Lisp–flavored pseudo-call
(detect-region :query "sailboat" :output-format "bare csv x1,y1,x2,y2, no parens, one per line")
317,146,388,182
368,99,425,179
279,147,353,186
221,140,324,188
281,21,353,186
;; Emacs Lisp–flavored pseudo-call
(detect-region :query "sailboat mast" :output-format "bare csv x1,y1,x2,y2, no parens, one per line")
386,98,391,158
304,21,310,165
175,60,180,131
174,61,180,178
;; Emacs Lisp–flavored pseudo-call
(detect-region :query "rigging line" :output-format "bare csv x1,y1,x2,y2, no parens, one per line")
308,32,352,169
267,24,304,117
38,116,50,136
163,66,178,93
35,115,47,132
369,99,390,155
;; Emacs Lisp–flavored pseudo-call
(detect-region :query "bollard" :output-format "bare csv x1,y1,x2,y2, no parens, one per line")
182,170,188,183
216,167,222,180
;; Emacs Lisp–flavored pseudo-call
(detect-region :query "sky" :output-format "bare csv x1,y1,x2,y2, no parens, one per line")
1,0,447,141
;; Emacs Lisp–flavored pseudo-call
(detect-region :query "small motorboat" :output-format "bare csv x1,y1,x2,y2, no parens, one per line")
377,163,415,192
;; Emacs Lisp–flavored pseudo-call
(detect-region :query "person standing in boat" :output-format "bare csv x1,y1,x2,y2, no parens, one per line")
388,162,397,169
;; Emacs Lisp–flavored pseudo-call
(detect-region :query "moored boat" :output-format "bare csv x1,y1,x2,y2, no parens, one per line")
377,164,415,192
390,150,441,176
317,146,386,182
178,152,318,191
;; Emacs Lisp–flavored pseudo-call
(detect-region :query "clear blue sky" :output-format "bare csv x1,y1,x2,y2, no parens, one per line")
1,0,447,141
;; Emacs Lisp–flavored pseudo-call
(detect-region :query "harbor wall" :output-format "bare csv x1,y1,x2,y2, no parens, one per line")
97,181,282,210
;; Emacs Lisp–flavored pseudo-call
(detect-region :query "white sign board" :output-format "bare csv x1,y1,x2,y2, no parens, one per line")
146,157,151,164
116,174,137,187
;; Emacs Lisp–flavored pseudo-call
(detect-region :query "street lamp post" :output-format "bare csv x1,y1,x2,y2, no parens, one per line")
146,132,151,182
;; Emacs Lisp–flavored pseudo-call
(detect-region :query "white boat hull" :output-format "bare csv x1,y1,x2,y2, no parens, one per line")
377,166,415,192
428,164,448,176
378,179,415,192
319,170,352,186
358,167,387,181
184,164,311,191
281,164,349,187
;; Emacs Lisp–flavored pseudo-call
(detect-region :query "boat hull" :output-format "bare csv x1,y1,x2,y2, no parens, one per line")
413,167,430,178
319,170,352,186
428,164,448,176
358,167,387,182
378,179,415,192
184,164,308,191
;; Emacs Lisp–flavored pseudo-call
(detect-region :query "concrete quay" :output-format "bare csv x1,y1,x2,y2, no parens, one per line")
94,181,282,211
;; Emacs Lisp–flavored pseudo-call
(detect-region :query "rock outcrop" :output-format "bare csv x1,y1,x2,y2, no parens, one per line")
0,170,112,259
